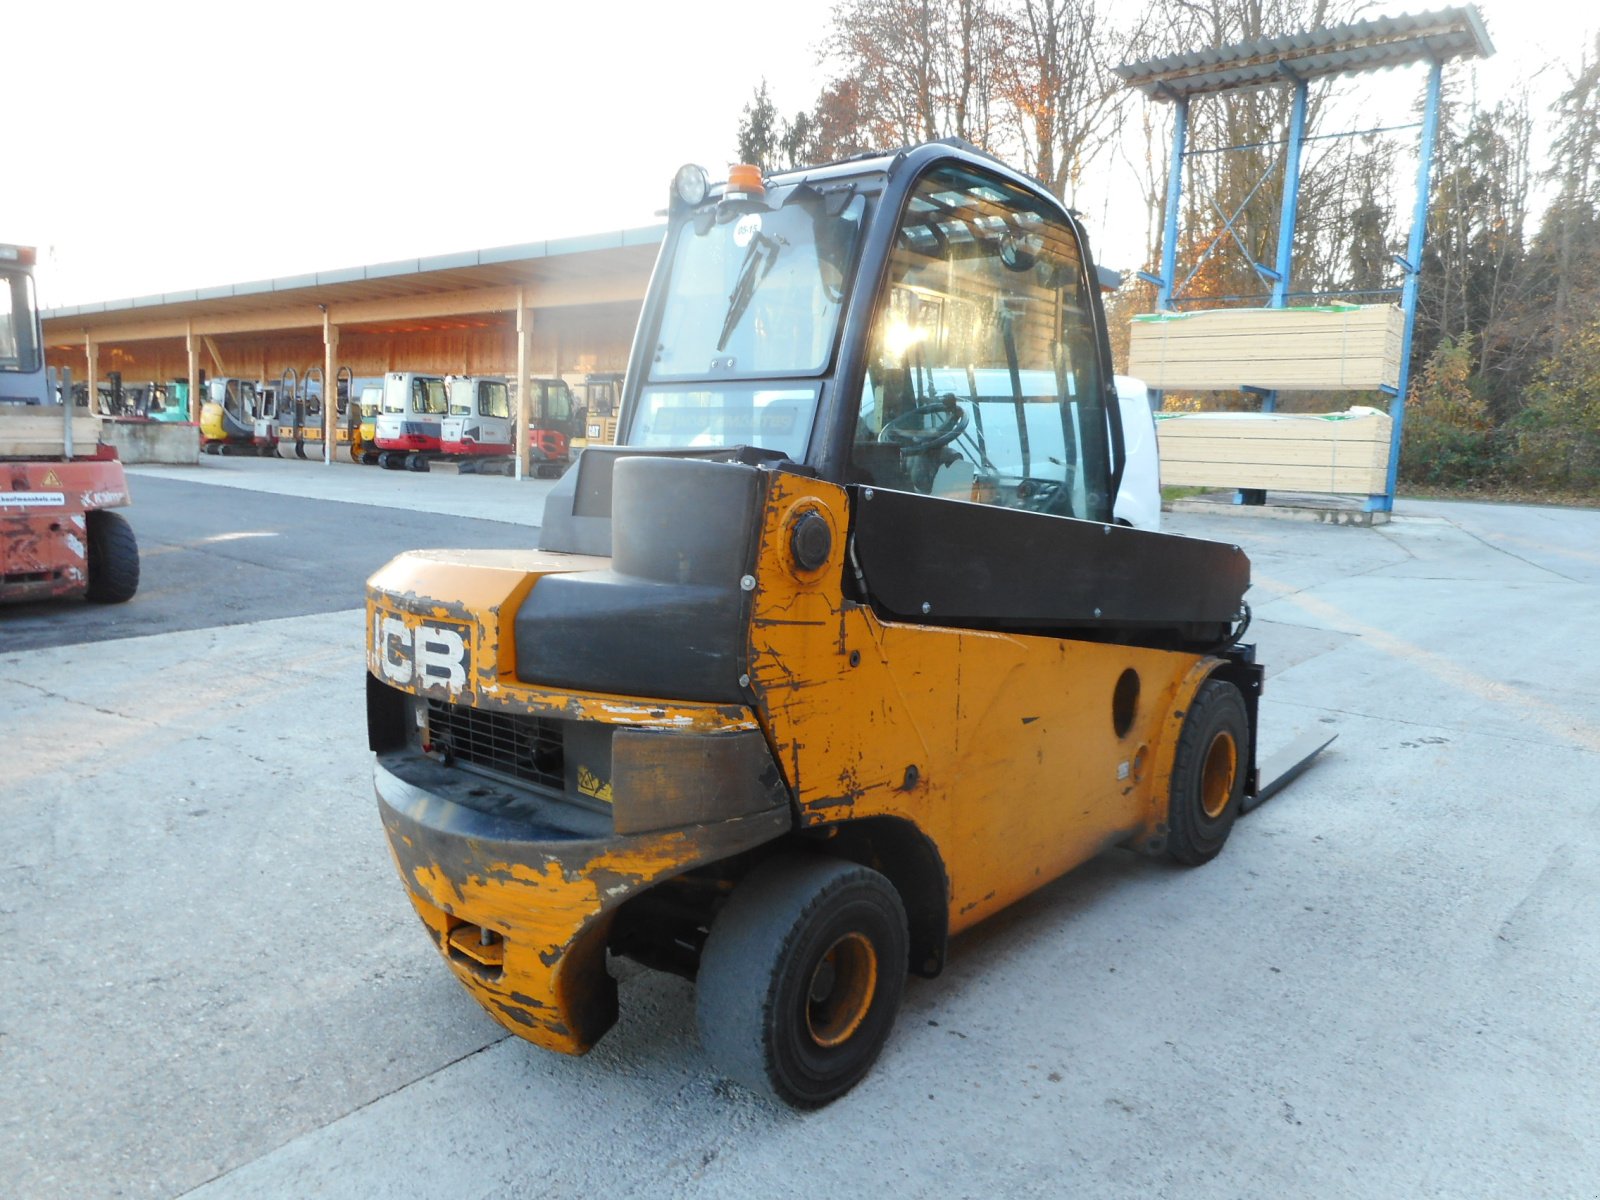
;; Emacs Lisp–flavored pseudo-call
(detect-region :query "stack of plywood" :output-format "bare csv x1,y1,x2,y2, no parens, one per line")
1155,408,1392,495
1129,304,1403,392
0,408,103,458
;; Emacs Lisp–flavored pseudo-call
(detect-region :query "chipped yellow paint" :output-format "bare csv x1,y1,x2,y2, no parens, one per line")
365,547,758,733
366,542,774,1051
745,472,1224,935
370,476,1233,1055
386,815,716,1053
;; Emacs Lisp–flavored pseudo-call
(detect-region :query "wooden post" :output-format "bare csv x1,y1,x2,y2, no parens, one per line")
515,287,532,481
185,321,200,422
323,311,338,465
85,338,98,413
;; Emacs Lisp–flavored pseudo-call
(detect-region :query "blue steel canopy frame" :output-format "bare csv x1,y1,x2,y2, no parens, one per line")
1116,7,1494,512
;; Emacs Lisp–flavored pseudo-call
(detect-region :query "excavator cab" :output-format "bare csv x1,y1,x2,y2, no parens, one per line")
199,377,260,454
365,143,1260,1108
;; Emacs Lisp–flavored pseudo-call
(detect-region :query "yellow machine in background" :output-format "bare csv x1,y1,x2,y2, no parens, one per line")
365,146,1323,1107
199,377,261,454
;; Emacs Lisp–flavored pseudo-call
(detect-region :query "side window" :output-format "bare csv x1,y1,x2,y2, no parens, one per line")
848,165,1111,521
545,381,573,422
481,381,509,419
420,379,448,414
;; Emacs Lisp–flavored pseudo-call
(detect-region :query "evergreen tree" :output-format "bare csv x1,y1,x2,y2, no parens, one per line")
736,79,781,171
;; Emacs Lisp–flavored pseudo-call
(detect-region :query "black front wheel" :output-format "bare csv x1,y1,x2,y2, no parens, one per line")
696,855,908,1109
1166,678,1249,865
85,510,139,604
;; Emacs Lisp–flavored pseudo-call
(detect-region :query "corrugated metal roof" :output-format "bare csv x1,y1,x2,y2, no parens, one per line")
41,224,666,321
1115,6,1494,101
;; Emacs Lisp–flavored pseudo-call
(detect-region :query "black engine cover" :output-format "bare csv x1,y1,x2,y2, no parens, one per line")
515,457,764,703
850,487,1249,636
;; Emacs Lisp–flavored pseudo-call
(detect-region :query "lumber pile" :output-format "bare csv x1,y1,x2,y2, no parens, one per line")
1154,408,1391,495
0,408,103,458
1129,304,1403,391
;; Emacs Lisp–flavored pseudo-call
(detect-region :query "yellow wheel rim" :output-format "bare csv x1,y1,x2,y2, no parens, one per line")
805,932,878,1048
1200,731,1238,820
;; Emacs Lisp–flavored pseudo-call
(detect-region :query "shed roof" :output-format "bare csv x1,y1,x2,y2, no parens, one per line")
1114,6,1494,101
42,226,666,344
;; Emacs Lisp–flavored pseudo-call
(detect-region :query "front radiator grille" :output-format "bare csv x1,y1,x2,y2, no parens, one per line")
425,699,564,791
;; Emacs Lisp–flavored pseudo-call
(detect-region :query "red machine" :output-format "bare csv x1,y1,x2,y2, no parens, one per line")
0,244,139,605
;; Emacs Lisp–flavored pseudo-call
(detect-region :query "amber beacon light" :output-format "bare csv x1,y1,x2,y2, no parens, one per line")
726,162,765,198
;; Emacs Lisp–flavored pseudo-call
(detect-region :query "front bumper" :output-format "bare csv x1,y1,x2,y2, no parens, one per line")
376,749,791,1053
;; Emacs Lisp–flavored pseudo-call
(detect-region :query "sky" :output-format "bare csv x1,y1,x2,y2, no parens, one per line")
11,0,1596,309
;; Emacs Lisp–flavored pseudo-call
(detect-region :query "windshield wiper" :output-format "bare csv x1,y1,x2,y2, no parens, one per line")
716,232,783,353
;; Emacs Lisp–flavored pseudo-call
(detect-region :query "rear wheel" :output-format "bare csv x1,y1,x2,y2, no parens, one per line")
696,855,907,1109
1166,678,1249,865
85,510,139,604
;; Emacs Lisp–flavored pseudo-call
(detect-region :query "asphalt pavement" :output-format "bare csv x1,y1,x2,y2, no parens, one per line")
1,467,549,652
3,461,1597,1199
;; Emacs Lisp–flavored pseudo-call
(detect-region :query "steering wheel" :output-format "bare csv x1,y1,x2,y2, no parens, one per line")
1015,468,1078,515
876,398,969,455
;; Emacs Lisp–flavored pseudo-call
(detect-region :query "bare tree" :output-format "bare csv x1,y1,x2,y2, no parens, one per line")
994,0,1147,204
1142,0,1369,306
823,0,964,145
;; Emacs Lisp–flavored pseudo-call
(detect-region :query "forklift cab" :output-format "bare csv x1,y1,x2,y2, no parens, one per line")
616,149,1122,524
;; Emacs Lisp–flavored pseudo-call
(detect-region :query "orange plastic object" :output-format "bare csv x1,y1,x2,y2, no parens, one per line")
727,163,765,195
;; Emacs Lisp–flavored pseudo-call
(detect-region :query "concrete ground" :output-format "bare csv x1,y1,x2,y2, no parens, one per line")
3,459,1597,1199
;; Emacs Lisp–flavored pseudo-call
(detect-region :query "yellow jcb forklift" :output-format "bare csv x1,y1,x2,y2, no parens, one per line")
365,144,1328,1107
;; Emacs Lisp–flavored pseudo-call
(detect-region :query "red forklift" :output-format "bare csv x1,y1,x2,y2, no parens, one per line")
0,243,139,604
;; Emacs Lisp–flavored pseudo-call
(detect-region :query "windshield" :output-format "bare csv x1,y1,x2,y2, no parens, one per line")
631,384,819,460
212,379,259,420
0,269,41,374
384,376,445,414
480,380,509,418
448,379,474,416
540,380,571,422
650,192,867,380
382,377,406,413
